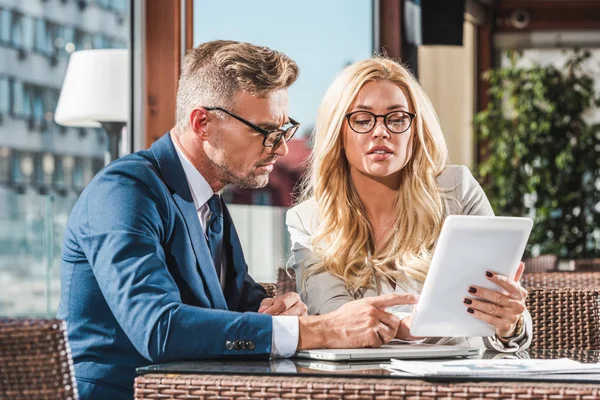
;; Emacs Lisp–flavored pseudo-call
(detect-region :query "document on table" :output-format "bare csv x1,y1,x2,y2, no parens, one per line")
383,358,600,377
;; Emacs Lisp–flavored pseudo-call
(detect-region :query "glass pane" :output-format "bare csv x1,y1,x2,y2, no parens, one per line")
0,77,9,113
0,9,10,44
194,0,373,138
0,191,48,316
10,12,23,48
34,18,46,54
193,0,373,282
11,80,26,117
57,26,75,59
32,90,44,121
0,147,10,184
21,15,34,51
0,2,130,317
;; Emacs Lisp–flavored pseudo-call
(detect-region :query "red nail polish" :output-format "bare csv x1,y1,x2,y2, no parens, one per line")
467,308,474,314
486,271,494,278
468,287,477,294
464,298,472,305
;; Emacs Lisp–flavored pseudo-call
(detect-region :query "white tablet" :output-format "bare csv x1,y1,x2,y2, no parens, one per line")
410,215,533,337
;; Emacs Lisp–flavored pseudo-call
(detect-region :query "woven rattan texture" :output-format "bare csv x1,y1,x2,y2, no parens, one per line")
526,288,600,350
0,318,78,400
522,254,558,273
135,373,600,400
277,268,297,296
573,259,600,272
529,348,600,363
259,283,277,298
522,272,600,289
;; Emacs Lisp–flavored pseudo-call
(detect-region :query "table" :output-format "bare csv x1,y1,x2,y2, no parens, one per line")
135,350,600,399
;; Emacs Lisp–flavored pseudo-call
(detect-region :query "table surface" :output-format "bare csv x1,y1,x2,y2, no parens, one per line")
136,349,600,384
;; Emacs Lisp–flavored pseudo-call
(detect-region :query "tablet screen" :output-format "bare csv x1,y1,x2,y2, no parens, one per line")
410,215,533,337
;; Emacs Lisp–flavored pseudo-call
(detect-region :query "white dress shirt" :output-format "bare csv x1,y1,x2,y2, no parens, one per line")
173,140,299,358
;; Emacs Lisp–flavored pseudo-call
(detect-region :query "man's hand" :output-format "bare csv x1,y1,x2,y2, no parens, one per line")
258,292,307,317
297,293,419,350
395,315,423,341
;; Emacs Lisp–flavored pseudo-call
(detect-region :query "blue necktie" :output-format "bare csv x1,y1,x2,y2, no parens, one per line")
207,194,223,279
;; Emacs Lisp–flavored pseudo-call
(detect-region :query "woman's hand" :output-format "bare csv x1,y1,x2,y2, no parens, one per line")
464,262,527,338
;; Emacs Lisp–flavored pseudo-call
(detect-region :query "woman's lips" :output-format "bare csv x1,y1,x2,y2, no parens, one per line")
367,149,393,161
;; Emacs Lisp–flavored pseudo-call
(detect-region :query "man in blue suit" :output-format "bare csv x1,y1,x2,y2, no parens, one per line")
58,40,418,399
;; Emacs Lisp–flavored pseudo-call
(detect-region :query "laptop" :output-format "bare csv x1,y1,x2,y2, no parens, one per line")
294,343,481,361
294,359,384,371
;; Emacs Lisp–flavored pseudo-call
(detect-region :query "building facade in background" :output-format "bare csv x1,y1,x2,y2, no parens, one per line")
0,0,128,316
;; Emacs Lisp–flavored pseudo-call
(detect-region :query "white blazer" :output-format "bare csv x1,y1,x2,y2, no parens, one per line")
286,165,532,352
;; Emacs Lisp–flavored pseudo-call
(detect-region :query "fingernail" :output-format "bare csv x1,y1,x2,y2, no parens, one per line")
463,298,472,305
467,308,474,314
468,287,477,294
486,271,494,278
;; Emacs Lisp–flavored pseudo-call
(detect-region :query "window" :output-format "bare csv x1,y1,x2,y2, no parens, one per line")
74,29,93,51
20,15,34,51
32,152,44,187
10,150,34,186
96,0,112,11
57,26,75,58
194,0,373,139
0,147,10,184
42,88,58,122
34,19,53,55
11,80,32,118
193,0,373,283
113,0,128,13
53,156,65,189
72,156,85,190
93,34,111,49
0,1,131,317
45,21,59,58
0,8,11,45
10,12,23,49
32,88,44,122
111,38,127,49
0,76,9,114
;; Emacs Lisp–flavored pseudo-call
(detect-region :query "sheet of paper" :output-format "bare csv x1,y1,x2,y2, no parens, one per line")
383,358,600,377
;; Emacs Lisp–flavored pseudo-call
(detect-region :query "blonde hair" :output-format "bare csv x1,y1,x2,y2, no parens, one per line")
299,56,449,296
175,40,299,129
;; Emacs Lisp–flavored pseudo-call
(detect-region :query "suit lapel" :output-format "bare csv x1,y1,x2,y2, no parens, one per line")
222,203,248,310
151,133,228,310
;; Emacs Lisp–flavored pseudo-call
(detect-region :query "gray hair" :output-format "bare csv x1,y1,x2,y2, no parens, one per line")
175,40,299,129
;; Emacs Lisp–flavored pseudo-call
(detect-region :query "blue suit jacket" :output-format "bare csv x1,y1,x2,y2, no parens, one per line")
57,133,272,399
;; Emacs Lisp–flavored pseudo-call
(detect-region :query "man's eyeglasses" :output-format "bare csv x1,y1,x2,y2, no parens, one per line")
345,110,416,134
204,107,300,147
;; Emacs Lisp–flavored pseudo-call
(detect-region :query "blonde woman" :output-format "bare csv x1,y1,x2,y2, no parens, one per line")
286,57,531,352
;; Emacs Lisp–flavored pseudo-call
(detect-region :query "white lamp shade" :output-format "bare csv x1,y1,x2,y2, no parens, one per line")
55,49,129,127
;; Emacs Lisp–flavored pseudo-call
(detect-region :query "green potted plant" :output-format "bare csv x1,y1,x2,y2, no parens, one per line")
473,49,600,262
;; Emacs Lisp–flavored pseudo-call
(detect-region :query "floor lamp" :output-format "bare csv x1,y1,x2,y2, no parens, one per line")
55,49,129,165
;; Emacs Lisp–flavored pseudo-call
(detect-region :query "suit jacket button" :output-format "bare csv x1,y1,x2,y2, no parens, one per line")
246,341,255,350
234,340,243,350
225,340,234,350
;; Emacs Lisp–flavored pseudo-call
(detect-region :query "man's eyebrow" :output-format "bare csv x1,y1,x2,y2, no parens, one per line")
257,120,290,130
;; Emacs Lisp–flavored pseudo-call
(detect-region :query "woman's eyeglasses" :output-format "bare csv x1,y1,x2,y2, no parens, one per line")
345,110,416,134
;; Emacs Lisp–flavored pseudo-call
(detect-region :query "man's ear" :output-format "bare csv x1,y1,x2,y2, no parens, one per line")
190,108,210,140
